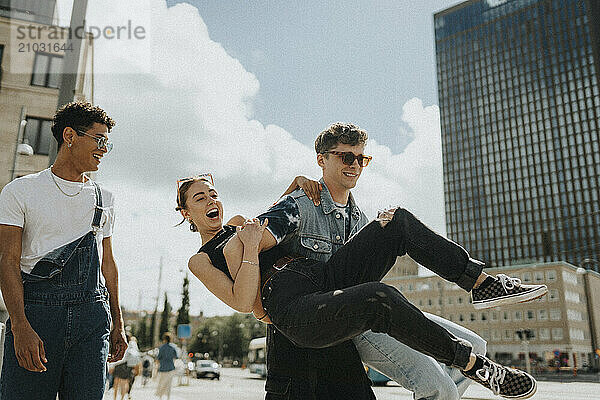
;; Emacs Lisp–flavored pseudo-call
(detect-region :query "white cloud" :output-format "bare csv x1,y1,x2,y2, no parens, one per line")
87,1,445,316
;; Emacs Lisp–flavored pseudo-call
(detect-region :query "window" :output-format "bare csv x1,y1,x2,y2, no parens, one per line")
534,271,544,282
522,272,532,282
526,310,535,320
562,271,577,285
567,309,583,321
552,328,564,340
539,328,551,340
538,309,548,321
23,117,53,155
514,310,523,321
492,330,501,341
31,53,63,88
502,311,511,322
550,308,562,321
504,330,513,341
569,328,585,340
565,291,580,303
549,289,559,302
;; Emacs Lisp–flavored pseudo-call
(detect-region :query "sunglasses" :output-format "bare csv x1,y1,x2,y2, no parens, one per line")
176,173,214,205
76,130,113,154
323,151,373,167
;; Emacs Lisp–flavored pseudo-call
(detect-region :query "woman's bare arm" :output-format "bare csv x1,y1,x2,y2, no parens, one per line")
188,219,267,313
188,250,260,313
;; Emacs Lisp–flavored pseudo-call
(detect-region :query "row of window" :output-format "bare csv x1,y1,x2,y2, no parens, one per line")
446,166,600,194
438,47,596,87
441,57,598,100
481,327,568,342
446,307,568,324
438,25,593,76
441,103,600,137
447,226,599,252
441,97,600,133
441,81,599,116
436,1,589,59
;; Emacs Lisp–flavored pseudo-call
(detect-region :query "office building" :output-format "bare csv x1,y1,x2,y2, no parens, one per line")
434,0,600,268
384,261,600,370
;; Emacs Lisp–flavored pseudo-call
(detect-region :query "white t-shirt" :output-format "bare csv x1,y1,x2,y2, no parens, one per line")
0,168,114,274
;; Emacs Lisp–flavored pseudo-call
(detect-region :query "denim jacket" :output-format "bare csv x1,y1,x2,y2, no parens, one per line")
280,178,368,262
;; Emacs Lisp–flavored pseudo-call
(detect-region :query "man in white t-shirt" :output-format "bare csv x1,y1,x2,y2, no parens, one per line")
0,102,127,399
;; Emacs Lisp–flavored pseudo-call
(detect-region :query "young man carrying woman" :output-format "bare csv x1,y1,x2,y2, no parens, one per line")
176,170,539,399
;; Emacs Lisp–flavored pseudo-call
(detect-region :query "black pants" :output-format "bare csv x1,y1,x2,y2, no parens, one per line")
263,208,482,370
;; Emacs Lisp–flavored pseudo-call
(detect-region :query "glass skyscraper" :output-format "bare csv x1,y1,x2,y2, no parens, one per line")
434,0,600,269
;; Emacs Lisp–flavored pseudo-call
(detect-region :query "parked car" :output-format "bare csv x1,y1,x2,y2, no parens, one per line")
195,360,221,380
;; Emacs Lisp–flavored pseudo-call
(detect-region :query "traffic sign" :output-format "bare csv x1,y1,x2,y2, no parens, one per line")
178,324,192,339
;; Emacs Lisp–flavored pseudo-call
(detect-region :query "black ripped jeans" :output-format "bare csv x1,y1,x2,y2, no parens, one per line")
261,208,483,370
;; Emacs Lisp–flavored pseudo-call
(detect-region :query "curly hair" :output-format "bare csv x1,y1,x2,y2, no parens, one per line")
314,122,368,154
51,101,115,149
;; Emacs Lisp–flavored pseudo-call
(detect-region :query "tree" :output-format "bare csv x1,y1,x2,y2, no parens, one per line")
136,314,151,350
188,313,268,363
221,313,245,360
176,275,191,326
150,309,158,347
159,293,171,339
189,324,218,357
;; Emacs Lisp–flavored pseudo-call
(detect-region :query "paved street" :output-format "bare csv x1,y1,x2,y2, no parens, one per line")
104,368,600,400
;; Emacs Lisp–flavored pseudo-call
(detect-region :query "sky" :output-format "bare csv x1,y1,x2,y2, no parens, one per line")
53,0,465,317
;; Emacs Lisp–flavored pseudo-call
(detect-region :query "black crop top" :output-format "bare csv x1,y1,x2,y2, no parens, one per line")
198,225,286,281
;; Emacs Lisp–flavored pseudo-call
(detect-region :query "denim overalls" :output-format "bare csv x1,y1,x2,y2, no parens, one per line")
1,182,111,400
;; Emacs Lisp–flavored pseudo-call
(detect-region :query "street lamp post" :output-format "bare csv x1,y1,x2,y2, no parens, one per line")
577,262,599,370
516,329,533,374
10,106,33,181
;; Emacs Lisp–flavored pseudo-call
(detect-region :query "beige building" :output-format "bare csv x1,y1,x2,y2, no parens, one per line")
0,5,93,190
383,258,600,371
0,3,93,370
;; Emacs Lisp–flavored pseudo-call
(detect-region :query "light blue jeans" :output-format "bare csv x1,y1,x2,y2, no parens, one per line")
354,312,487,400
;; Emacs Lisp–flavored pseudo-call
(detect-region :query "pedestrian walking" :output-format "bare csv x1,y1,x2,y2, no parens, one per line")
155,332,179,400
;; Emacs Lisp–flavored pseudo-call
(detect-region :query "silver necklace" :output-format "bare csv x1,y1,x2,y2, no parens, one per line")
50,170,85,197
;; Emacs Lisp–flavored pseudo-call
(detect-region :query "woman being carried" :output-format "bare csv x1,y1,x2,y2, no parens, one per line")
178,175,537,400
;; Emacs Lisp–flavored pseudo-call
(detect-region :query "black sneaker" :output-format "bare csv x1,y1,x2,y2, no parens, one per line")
463,355,537,399
471,274,548,310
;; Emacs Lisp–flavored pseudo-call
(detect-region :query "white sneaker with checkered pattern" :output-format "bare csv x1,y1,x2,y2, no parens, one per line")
463,355,537,399
471,274,547,310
